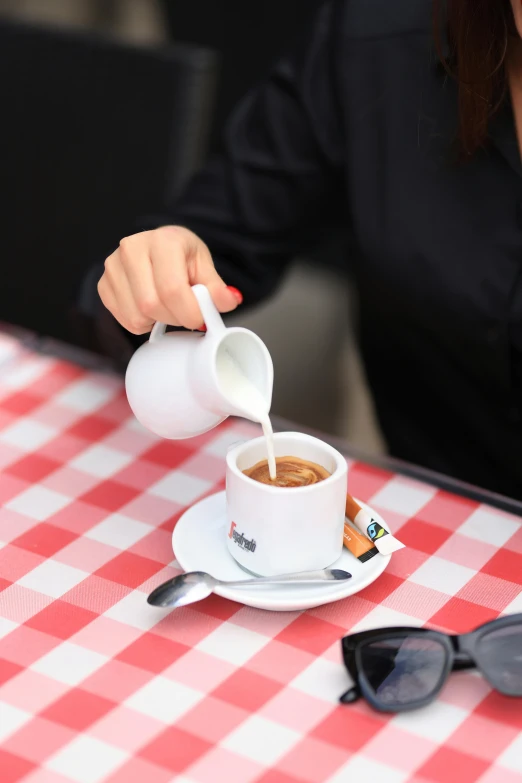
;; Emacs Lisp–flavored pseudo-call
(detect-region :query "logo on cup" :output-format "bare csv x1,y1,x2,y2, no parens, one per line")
228,521,256,553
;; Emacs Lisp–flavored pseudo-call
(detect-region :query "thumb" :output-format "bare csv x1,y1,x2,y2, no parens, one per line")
196,251,243,313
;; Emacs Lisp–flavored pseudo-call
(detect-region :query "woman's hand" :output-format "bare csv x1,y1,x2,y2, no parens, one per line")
98,225,243,334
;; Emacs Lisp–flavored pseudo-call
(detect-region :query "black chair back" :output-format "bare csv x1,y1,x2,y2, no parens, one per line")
0,19,217,345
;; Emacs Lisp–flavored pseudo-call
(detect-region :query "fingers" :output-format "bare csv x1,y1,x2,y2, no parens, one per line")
99,253,154,335
189,238,243,313
98,226,243,334
150,230,204,330
119,235,179,327
152,227,241,324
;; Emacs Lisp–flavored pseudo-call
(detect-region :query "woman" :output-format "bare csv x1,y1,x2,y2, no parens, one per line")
98,0,522,498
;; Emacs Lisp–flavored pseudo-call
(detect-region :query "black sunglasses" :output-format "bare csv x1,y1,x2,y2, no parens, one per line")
340,613,522,713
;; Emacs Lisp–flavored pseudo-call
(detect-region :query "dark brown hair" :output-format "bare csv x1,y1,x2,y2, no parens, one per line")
434,0,512,158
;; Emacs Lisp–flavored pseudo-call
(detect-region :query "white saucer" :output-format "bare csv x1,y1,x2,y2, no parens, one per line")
172,491,391,611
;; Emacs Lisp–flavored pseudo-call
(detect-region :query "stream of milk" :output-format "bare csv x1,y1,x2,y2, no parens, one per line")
216,349,276,479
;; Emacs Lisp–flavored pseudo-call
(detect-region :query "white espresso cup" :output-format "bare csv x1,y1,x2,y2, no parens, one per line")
226,432,348,576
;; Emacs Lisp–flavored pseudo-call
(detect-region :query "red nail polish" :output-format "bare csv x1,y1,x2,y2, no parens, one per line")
200,324,207,332
227,286,243,304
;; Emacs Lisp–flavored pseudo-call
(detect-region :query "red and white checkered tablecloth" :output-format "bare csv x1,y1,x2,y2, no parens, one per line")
0,335,521,783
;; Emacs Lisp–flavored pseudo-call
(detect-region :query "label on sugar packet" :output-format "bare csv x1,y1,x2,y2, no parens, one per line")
365,519,389,543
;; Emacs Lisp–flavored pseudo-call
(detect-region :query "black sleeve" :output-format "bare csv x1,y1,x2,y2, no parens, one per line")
140,0,345,307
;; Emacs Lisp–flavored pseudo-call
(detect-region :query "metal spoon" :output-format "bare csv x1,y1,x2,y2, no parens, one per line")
147,568,352,609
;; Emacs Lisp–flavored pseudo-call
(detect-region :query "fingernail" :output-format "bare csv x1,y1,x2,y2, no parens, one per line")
227,286,243,304
199,324,207,332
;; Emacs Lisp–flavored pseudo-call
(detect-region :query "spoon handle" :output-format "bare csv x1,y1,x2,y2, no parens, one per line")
224,568,351,587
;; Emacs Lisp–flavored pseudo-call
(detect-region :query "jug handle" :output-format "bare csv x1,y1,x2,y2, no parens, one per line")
149,284,227,343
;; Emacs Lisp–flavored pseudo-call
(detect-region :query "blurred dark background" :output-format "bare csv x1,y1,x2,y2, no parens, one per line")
0,0,385,454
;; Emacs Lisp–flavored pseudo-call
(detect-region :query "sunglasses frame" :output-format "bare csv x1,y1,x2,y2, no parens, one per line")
340,613,522,712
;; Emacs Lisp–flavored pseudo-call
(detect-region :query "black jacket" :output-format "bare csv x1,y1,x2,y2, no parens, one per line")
141,0,522,498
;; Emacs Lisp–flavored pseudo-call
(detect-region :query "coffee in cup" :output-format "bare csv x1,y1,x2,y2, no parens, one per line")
244,456,330,487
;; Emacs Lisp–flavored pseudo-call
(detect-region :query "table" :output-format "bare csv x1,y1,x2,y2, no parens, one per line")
0,330,521,783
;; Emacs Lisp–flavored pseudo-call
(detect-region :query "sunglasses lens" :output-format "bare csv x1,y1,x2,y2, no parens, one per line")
476,623,522,696
359,636,448,709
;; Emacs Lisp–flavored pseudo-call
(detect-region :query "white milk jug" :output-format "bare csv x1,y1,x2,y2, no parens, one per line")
125,284,274,439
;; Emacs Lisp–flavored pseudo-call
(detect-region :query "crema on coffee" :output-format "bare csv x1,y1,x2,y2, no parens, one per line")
243,456,330,487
